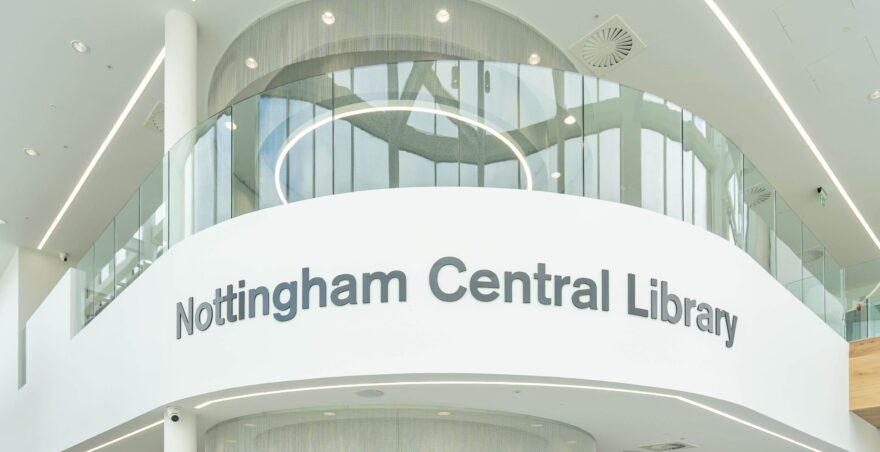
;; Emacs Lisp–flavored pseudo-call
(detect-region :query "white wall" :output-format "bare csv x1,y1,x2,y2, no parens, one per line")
17,248,70,329
8,189,880,451
0,250,19,447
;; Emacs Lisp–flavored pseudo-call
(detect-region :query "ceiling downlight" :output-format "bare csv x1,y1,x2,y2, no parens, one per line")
70,40,90,53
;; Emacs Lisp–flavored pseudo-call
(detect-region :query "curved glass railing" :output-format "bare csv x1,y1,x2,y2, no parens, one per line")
73,60,852,338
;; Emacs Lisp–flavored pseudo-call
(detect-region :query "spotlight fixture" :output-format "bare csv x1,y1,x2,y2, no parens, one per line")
24,148,39,157
563,115,577,125
436,9,451,23
71,40,90,53
322,11,336,25
551,171,561,179
436,411,451,416
528,53,541,65
225,121,237,130
323,411,337,416
869,89,880,101
244,57,258,69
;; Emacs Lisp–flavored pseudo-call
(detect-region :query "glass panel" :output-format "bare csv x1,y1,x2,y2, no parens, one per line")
216,111,233,222
845,258,880,341
169,128,197,246
684,113,743,242
775,195,803,301
75,246,95,330
114,191,140,295
194,121,217,232
140,160,166,272
232,96,259,217
93,222,115,315
802,225,825,319
824,252,845,338
743,158,775,273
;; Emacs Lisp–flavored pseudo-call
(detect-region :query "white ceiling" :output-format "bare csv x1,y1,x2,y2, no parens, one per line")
2,0,879,268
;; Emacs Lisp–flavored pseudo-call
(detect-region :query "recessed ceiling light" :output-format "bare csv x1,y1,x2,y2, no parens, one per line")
0,219,6,226
225,121,237,130
551,171,561,179
71,40,90,54
530,423,544,428
436,9,450,23
323,411,336,416
24,148,39,157
436,411,451,416
322,11,336,25
869,89,880,101
244,57,258,69
528,53,541,65
563,115,577,125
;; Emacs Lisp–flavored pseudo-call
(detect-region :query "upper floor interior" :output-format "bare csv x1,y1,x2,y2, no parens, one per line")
4,0,880,342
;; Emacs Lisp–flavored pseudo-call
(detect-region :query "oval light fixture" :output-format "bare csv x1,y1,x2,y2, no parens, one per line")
70,40,90,54
436,9,450,23
563,115,577,125
244,57,258,69
273,104,533,204
527,53,541,65
0,219,6,226
24,148,39,157
869,89,880,101
322,11,336,25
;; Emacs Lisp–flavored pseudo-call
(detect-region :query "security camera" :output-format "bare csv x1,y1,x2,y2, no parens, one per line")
168,408,180,423
58,252,69,263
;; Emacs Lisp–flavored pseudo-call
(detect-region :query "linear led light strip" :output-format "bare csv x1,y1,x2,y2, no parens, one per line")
84,419,162,452
190,380,821,451
702,0,880,252
273,104,533,204
36,47,166,250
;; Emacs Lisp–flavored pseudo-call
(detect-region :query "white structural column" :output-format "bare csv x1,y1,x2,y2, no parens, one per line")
164,10,197,152
164,407,197,452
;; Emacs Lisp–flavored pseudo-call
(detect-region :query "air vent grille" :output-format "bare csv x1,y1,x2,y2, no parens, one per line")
640,442,696,451
144,101,164,134
570,15,645,76
745,184,773,207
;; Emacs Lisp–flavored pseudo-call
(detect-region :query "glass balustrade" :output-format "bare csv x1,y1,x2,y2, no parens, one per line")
72,59,861,338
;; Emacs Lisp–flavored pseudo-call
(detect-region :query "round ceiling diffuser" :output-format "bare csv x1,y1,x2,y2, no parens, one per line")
581,26,634,69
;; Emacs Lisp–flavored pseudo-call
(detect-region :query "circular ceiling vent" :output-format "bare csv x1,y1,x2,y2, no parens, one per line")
804,248,825,263
581,27,634,69
745,184,773,207
570,15,645,76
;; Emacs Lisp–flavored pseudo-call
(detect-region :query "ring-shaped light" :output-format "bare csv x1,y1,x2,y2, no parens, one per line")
273,104,533,204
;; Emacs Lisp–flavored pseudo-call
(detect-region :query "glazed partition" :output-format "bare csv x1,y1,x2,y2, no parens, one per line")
73,60,849,337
